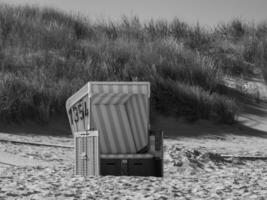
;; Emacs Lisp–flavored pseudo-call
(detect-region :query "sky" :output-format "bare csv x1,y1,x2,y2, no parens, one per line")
1,0,267,27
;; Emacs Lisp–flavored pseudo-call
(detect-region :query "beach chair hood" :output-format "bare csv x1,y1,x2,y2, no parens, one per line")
66,82,150,154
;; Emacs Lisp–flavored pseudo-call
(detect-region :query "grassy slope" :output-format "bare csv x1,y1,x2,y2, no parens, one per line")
0,4,266,126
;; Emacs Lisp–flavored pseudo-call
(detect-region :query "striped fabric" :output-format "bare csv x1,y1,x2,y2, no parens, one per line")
91,83,149,96
66,82,151,154
125,94,149,152
90,93,149,154
91,93,132,105
91,104,136,154
100,153,153,159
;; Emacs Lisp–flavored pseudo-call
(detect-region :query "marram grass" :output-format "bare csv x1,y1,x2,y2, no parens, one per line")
0,4,266,124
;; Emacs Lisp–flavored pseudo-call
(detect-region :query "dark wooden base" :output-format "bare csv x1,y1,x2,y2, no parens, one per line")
100,158,163,177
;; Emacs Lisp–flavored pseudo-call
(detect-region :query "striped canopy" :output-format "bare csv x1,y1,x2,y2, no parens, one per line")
66,82,150,154
91,93,148,154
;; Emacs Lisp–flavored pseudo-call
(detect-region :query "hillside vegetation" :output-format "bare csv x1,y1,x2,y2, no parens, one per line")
0,4,267,125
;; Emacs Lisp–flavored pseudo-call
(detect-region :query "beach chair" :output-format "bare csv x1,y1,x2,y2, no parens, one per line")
66,82,163,177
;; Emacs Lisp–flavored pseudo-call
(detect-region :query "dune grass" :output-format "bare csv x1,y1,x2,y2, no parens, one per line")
257,35,267,82
1,4,266,125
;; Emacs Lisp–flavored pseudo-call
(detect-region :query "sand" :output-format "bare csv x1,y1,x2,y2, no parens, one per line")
1,78,267,199
1,109,267,200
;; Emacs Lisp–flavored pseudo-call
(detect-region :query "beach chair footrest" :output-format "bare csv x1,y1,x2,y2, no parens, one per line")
100,156,163,177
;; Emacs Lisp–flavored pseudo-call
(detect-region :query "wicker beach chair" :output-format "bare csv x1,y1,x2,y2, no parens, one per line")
66,82,163,177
